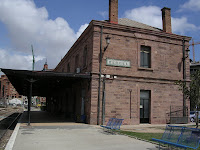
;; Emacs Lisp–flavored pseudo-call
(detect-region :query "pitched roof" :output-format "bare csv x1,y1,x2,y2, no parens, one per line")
118,18,162,32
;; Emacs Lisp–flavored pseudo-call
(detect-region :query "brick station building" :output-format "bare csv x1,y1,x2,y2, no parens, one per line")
52,0,191,125
1,0,191,125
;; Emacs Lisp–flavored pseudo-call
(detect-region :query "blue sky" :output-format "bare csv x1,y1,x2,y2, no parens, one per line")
0,0,199,73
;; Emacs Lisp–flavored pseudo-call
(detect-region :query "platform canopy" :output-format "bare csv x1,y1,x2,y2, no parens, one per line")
1,68,91,97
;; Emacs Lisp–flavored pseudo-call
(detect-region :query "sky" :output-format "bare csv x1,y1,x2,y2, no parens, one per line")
0,0,200,74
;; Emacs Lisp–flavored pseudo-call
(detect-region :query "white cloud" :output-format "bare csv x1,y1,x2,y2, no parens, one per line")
76,24,89,38
0,0,87,70
124,6,162,29
98,11,108,19
180,0,200,11
124,6,199,35
0,48,44,70
172,17,198,35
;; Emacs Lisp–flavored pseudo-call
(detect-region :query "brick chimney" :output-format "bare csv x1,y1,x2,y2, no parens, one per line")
43,60,48,71
109,0,118,24
161,7,172,33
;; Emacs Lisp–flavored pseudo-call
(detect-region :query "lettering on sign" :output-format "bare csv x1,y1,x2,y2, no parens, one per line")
106,58,131,68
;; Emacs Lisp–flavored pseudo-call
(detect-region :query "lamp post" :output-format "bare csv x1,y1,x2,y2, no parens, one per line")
97,26,111,125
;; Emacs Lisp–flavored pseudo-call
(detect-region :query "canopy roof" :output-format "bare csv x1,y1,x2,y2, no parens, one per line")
1,69,91,97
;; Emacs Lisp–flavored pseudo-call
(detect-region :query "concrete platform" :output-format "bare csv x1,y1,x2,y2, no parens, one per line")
10,124,162,150
5,111,163,150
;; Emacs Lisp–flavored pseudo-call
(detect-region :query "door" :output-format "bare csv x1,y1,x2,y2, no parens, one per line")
140,90,150,123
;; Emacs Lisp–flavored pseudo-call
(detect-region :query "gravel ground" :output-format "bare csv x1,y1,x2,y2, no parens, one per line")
0,107,23,150
0,107,23,118
0,130,13,150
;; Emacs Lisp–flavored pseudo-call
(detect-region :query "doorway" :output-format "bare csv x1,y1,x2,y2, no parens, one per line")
140,90,150,123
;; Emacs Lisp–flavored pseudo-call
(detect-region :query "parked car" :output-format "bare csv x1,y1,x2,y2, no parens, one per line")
190,111,200,122
190,111,195,122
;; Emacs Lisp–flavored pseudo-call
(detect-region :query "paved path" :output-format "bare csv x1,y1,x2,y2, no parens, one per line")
10,123,162,150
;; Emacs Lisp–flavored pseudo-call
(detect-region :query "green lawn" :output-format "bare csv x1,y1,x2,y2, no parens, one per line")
115,130,162,142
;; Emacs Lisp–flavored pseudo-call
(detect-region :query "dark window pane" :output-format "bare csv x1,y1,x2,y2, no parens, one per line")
140,90,150,99
140,52,144,67
140,100,144,118
140,46,151,68
144,99,149,118
67,63,70,73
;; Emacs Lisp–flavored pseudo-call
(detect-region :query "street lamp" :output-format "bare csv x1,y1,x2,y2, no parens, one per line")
104,35,111,51
186,48,190,58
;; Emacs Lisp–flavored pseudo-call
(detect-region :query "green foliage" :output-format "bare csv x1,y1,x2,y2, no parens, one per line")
176,70,200,110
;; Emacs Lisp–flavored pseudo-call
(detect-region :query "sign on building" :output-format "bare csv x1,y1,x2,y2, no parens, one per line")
106,58,131,68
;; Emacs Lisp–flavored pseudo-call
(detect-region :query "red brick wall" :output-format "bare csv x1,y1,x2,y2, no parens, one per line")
92,26,190,80
104,79,188,124
0,75,20,99
90,22,190,125
55,20,190,125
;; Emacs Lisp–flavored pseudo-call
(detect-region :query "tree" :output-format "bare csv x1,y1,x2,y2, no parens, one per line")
176,70,200,128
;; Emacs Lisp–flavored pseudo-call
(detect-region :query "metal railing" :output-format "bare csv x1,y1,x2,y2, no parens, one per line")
170,106,188,124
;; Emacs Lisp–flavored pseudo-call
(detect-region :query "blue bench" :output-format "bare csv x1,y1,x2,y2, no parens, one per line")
152,125,200,150
100,118,124,130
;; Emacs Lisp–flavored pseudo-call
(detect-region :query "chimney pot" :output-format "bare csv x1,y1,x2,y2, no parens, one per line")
109,0,118,24
161,7,172,33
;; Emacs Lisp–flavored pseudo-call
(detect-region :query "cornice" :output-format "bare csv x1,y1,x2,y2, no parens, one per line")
91,20,191,42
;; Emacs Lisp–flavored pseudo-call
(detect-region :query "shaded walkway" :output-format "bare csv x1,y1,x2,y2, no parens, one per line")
20,111,74,124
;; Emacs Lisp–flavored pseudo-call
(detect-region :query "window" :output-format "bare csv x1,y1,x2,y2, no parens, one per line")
67,63,70,73
140,46,151,68
75,54,79,72
83,46,87,67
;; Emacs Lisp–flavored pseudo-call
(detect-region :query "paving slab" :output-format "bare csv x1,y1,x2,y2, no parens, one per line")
11,123,163,150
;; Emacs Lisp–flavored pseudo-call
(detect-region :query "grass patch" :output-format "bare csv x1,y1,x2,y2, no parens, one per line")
115,130,162,142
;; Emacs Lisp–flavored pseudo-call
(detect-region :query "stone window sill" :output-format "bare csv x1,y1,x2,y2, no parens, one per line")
138,67,153,72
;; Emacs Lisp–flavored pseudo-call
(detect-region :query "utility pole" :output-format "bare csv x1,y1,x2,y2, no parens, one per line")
31,45,35,71
97,26,103,125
